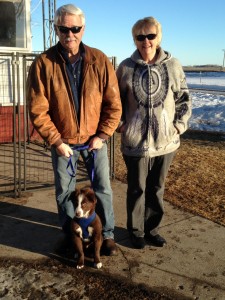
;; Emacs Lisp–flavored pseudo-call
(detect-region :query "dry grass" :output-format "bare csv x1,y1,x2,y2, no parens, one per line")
114,130,225,226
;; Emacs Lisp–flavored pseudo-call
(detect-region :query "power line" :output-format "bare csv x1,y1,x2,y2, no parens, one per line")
31,0,42,14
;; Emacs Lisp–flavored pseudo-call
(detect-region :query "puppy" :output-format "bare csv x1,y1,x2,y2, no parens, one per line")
70,187,103,269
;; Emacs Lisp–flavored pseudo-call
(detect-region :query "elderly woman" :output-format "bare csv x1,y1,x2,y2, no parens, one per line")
116,17,191,249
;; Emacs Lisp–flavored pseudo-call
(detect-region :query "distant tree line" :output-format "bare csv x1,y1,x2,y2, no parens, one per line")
183,65,225,72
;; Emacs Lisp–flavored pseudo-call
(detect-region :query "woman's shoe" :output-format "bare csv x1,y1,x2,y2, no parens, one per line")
130,234,145,249
145,234,166,247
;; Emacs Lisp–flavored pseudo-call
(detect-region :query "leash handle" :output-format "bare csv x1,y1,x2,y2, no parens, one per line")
66,145,96,183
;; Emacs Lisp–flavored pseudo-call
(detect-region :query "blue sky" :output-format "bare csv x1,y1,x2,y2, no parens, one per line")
31,0,225,66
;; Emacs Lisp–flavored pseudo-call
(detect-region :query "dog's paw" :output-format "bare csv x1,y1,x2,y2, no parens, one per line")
76,264,84,269
94,262,103,269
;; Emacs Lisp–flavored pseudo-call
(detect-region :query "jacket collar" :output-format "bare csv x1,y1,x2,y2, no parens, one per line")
56,41,85,64
131,47,171,66
56,41,97,66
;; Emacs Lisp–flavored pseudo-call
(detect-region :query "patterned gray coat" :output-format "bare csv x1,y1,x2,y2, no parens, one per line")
116,47,192,157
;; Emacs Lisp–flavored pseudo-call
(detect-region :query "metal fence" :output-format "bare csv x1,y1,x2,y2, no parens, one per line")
0,52,116,197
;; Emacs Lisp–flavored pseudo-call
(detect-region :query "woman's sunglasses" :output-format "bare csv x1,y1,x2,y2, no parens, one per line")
57,25,82,34
136,34,157,41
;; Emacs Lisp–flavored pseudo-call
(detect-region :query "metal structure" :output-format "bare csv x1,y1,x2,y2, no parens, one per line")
0,52,55,197
42,0,57,51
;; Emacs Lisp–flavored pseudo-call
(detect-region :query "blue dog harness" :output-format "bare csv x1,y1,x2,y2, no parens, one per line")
75,212,97,240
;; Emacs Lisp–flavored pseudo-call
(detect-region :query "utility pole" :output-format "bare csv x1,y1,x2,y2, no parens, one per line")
222,49,225,68
42,0,57,51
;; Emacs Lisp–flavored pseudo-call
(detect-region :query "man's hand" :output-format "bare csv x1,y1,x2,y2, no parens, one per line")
56,143,73,157
88,136,105,151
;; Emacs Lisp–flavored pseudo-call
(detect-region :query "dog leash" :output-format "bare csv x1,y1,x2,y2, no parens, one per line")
66,145,96,182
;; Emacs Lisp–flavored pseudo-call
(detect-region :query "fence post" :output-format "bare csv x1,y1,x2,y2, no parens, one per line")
11,53,17,197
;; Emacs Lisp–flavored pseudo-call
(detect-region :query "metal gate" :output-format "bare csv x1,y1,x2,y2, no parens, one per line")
0,52,116,197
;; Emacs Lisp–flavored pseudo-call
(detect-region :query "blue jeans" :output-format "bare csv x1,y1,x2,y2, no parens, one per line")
51,143,115,239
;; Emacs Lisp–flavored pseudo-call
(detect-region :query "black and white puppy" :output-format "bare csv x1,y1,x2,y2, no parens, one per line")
70,187,103,269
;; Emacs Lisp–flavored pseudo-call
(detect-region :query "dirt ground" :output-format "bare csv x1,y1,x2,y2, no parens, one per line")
0,259,174,300
0,130,224,300
114,130,225,227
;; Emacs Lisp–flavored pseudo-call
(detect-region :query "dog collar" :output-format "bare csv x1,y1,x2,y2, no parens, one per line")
75,212,96,239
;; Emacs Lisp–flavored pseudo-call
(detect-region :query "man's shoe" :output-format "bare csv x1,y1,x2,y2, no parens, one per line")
130,235,145,249
102,239,118,256
145,234,166,247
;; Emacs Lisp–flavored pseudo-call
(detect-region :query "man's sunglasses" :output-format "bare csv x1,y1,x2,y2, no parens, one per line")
136,34,157,41
57,25,82,34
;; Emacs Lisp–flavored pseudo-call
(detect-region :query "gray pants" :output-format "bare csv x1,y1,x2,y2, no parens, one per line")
123,152,175,237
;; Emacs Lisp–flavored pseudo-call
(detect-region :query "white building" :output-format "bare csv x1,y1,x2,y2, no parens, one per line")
0,0,31,51
0,0,32,142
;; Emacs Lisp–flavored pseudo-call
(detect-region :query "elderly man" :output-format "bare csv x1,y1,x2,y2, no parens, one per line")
27,4,122,256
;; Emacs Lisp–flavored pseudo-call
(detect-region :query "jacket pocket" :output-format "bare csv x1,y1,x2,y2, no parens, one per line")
122,110,145,148
83,88,102,133
50,89,76,136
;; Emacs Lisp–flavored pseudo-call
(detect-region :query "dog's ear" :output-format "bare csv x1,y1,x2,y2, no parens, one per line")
70,189,79,205
86,188,97,204
74,188,80,197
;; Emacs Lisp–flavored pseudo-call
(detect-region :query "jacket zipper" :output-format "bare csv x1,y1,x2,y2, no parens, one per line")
147,64,152,169
80,62,89,134
63,63,79,130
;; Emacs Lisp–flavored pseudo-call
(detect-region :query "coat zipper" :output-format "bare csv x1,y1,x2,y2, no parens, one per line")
63,62,79,130
147,64,152,169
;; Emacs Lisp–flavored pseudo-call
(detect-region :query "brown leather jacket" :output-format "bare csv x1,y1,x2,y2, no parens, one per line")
27,43,122,146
